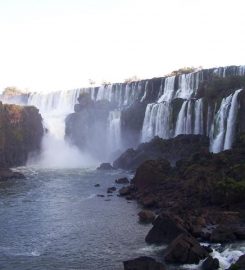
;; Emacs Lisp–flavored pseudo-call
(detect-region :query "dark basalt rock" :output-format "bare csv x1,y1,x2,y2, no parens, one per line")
65,94,114,160
0,168,25,181
97,163,114,170
115,177,129,184
133,159,171,192
123,256,165,270
0,103,43,168
228,254,245,270
113,135,210,170
119,186,131,196
138,210,156,223
210,225,245,243
141,195,157,208
145,212,187,244
107,187,116,193
164,233,208,264
202,256,219,270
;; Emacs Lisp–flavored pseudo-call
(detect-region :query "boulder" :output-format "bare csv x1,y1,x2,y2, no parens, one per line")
228,254,245,270
138,210,156,223
202,256,219,270
119,186,131,196
141,195,157,208
97,194,105,197
113,135,209,170
210,225,237,243
107,187,116,193
0,103,43,167
123,256,165,270
145,212,187,244
97,163,114,170
133,159,171,192
115,177,129,184
164,233,209,264
0,168,25,181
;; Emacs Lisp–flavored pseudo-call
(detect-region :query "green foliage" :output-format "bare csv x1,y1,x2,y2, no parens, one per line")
168,66,200,76
12,129,24,142
2,86,25,96
215,177,245,203
229,264,241,270
124,76,140,83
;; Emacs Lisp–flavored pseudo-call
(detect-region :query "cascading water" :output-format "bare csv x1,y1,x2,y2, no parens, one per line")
27,89,96,168
175,101,188,136
141,65,245,152
223,89,243,150
194,98,204,135
107,110,122,157
210,89,243,153
0,65,244,162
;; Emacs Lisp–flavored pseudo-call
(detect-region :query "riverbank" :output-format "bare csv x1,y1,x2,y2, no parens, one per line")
117,134,245,269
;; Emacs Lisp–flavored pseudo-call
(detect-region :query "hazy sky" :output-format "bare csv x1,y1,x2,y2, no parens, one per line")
0,0,245,92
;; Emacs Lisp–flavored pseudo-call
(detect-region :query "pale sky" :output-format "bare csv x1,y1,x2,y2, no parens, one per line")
0,0,245,92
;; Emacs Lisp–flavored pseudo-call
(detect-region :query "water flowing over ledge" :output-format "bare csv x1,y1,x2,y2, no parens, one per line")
1,65,245,164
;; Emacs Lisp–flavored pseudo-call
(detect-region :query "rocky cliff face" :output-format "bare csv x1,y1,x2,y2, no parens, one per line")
64,65,245,160
113,134,209,170
0,102,43,167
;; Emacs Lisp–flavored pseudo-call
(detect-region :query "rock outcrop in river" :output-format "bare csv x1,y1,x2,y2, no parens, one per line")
0,102,43,168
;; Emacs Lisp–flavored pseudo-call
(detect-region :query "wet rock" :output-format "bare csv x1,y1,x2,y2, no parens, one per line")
138,210,156,223
234,226,245,240
114,135,209,170
210,225,237,243
164,233,208,264
202,245,213,254
0,168,25,181
125,195,134,200
0,103,43,168
145,212,187,244
119,186,131,196
115,177,129,184
123,256,166,270
94,184,100,187
228,254,245,270
133,159,171,192
141,195,157,208
97,163,114,170
107,187,116,193
202,256,219,270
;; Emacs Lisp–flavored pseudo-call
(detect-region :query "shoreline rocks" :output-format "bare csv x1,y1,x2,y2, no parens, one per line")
0,168,25,181
123,256,165,270
97,163,114,170
113,135,209,170
164,233,209,264
120,134,245,269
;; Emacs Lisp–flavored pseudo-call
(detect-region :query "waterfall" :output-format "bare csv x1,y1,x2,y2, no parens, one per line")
157,76,175,102
210,89,243,153
175,71,203,99
223,89,243,150
107,110,122,157
175,101,188,136
186,100,193,134
27,89,97,167
141,103,158,142
194,99,204,135
0,65,244,161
